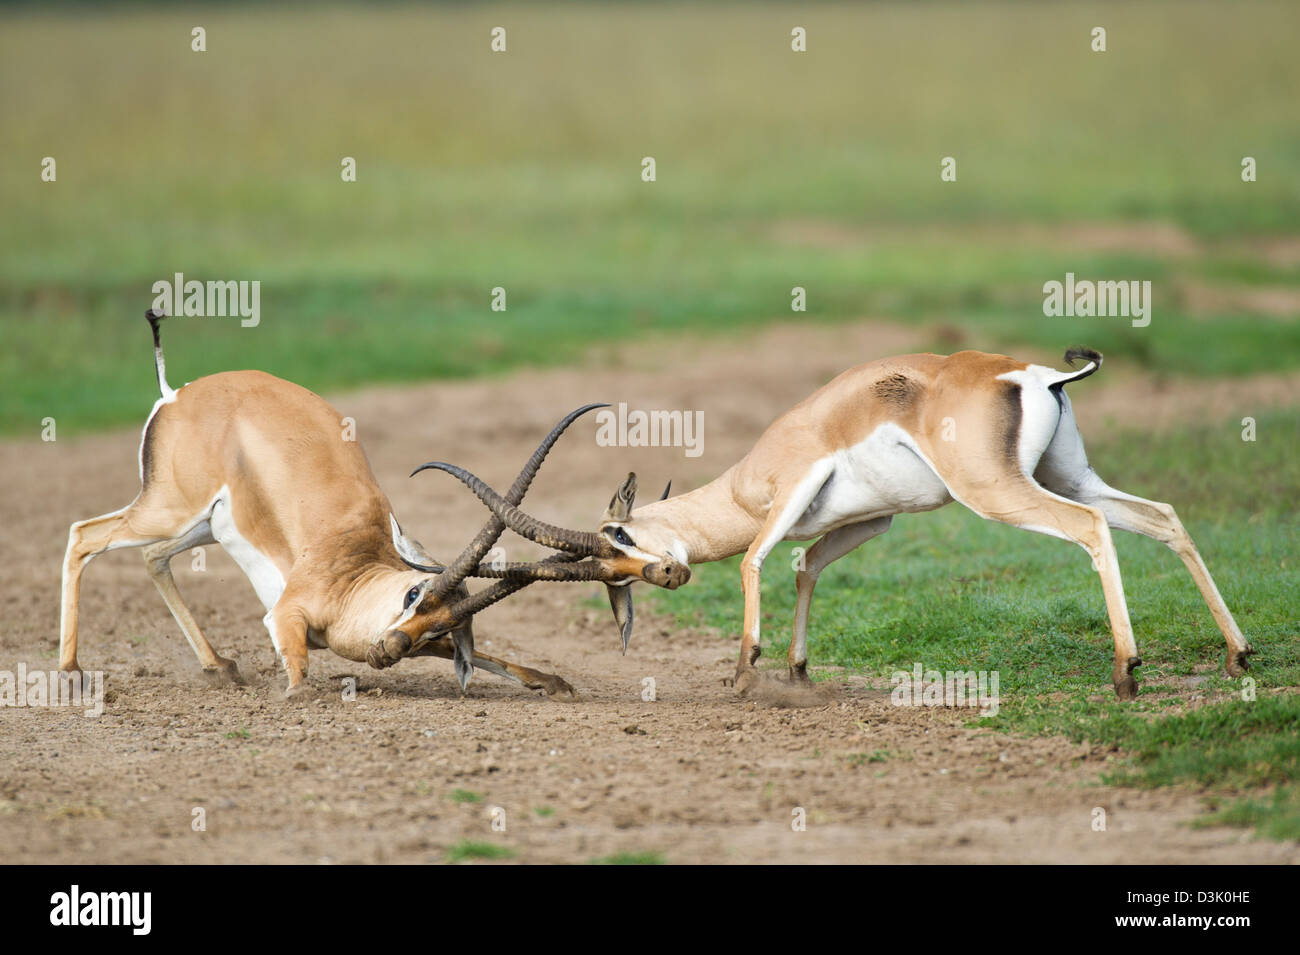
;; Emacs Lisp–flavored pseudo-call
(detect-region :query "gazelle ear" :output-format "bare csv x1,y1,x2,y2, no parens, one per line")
607,584,634,653
603,472,637,522
451,621,474,694
390,514,438,567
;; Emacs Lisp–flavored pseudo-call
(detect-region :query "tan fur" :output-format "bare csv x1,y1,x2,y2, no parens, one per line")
601,350,1252,699
60,371,570,696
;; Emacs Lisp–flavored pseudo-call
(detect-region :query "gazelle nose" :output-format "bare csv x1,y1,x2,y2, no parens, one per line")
660,557,691,589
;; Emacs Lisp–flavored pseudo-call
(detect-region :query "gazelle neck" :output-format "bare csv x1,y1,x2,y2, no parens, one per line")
633,466,760,565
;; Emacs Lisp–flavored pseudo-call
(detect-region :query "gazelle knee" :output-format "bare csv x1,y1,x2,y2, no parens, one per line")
1075,508,1115,568
1153,502,1194,550
65,524,91,563
142,544,173,577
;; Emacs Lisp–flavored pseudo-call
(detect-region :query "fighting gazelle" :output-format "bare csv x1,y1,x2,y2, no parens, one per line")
431,347,1253,699
59,310,680,698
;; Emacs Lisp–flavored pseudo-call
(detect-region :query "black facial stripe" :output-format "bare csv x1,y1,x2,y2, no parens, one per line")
1001,381,1022,466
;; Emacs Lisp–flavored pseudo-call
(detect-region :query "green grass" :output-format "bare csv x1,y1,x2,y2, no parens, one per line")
448,789,483,804
647,409,1300,838
1197,787,1300,842
1079,698,1300,841
3,2,1300,434
590,851,666,865
444,840,515,863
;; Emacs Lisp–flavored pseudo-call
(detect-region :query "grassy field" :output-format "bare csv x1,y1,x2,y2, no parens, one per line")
2,2,1297,845
2,2,1300,433
647,409,1300,838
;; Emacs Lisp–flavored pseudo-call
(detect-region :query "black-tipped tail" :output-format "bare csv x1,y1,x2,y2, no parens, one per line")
1059,346,1103,384
145,308,172,396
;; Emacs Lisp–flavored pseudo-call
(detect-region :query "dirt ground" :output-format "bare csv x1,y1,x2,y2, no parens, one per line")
2,319,1296,864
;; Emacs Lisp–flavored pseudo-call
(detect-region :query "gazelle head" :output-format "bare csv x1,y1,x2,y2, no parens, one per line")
594,472,691,587
375,528,480,684
589,471,691,651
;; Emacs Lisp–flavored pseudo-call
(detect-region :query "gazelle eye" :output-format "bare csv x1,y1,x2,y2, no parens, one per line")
404,587,420,610
613,528,634,547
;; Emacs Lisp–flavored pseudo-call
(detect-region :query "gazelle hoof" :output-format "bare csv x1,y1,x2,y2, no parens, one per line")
1112,656,1141,700
203,657,246,686
734,667,762,697
1226,644,1255,678
540,675,577,700
283,681,314,700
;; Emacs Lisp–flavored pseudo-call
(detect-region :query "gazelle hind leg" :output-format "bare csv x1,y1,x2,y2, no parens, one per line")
414,634,577,699
789,517,892,682
60,504,161,674
1046,482,1252,675
1035,394,1253,677
953,474,1141,699
142,531,245,685
1097,494,1252,675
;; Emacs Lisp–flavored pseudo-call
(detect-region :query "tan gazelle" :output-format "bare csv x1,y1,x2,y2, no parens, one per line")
59,310,679,698
434,347,1253,700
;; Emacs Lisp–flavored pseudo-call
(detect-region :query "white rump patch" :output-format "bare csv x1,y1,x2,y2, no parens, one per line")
137,389,179,482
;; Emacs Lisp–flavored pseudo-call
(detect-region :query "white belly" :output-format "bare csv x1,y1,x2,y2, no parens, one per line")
788,423,952,538
209,485,286,612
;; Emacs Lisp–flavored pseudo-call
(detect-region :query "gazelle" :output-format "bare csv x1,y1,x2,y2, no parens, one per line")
431,347,1253,699
59,310,667,698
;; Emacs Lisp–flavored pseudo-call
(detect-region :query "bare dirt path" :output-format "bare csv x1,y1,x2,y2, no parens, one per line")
2,319,1295,863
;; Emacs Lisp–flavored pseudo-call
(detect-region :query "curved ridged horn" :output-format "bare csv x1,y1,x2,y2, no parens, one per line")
403,404,608,591
440,553,583,626
411,462,608,556
465,559,617,582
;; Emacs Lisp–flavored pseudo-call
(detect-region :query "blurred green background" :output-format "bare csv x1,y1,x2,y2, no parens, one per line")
2,1,1298,433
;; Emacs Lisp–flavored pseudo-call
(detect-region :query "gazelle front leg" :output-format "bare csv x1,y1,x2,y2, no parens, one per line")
735,462,835,694
265,603,311,697
790,517,892,682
